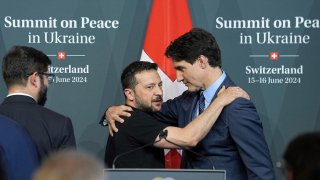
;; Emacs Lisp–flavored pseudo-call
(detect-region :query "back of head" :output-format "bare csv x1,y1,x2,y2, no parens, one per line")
283,132,320,180
2,45,51,88
120,61,158,90
33,150,105,180
165,28,221,67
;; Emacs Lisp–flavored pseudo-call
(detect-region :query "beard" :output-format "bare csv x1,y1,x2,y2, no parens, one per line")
135,98,153,112
37,78,48,106
136,104,153,112
135,95,163,112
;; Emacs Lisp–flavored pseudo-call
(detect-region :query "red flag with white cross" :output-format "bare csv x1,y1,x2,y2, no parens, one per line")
140,0,192,168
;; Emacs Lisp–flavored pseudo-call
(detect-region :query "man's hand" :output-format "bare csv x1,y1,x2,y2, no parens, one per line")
216,86,250,106
105,105,133,136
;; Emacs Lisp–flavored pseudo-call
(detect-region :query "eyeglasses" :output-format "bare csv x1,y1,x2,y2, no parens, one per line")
27,72,55,84
38,72,55,84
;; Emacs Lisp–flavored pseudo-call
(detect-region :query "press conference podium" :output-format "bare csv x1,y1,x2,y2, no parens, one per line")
105,168,226,180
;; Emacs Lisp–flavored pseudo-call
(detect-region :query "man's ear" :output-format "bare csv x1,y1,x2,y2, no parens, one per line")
198,55,209,69
27,72,39,88
124,88,135,101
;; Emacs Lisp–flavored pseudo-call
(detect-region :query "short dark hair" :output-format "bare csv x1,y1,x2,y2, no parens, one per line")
121,61,158,90
165,28,221,67
2,46,51,87
283,132,320,180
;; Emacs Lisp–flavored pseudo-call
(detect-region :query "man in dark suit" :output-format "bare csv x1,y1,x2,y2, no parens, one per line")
0,114,39,180
105,28,275,179
0,46,76,161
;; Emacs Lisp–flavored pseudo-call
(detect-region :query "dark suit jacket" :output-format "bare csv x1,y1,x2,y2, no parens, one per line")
0,95,76,161
0,114,39,180
154,74,275,180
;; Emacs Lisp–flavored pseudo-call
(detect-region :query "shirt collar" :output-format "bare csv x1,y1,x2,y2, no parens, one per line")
7,93,34,99
202,71,226,103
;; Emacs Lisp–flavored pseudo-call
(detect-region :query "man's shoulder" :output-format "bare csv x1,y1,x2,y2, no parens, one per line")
1,95,69,118
38,106,70,120
124,108,155,121
0,115,33,143
0,114,23,132
120,108,165,128
225,97,256,110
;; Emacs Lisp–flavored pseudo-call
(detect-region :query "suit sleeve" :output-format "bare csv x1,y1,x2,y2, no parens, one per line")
227,98,275,180
152,100,178,126
60,117,76,148
152,91,192,126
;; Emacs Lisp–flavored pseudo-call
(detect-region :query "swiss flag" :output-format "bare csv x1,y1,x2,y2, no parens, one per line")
140,0,192,168
270,52,279,61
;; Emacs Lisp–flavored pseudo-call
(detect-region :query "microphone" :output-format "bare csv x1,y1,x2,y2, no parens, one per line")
112,130,164,169
160,129,215,170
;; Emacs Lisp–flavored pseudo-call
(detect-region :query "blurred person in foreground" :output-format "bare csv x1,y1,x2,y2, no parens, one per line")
279,132,320,180
33,150,105,180
0,114,38,180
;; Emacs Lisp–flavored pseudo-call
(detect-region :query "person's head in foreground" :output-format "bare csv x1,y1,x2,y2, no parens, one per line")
33,150,105,180
281,132,320,180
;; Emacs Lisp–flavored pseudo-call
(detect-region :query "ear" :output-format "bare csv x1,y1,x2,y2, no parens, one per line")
197,55,208,69
124,88,135,101
27,72,39,88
